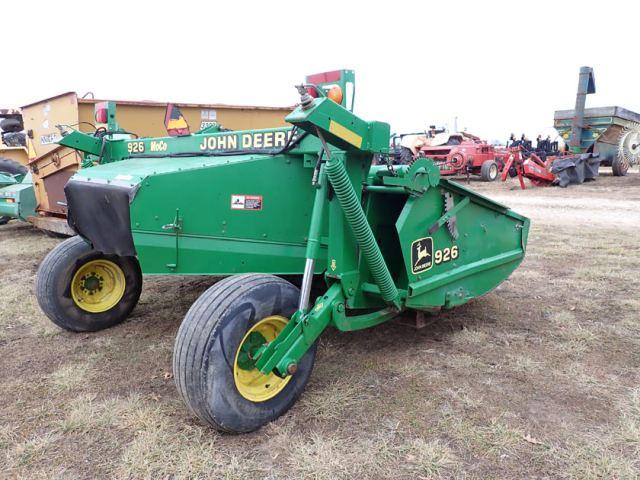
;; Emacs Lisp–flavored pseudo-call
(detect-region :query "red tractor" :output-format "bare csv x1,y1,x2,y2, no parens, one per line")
392,131,504,181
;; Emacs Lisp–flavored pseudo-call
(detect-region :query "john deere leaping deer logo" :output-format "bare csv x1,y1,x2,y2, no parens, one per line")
411,237,434,274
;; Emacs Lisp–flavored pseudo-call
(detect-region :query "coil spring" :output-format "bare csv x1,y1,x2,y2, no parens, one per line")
325,157,399,303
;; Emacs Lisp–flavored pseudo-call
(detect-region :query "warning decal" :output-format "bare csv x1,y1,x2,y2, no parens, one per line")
231,194,263,211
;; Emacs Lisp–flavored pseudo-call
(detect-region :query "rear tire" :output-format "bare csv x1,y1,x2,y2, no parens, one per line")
399,147,414,165
480,160,499,181
173,273,317,433
36,236,142,332
612,156,629,176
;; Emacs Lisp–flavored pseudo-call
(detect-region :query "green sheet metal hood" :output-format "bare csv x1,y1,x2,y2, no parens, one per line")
70,153,272,187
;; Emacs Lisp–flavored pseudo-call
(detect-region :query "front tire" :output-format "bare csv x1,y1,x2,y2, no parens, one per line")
35,236,142,332
173,273,317,433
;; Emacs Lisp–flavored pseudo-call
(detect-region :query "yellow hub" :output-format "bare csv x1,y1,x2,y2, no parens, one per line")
71,259,126,313
234,315,292,402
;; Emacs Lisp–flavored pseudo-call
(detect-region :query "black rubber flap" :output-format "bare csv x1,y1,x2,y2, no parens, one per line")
65,180,136,256
551,153,601,188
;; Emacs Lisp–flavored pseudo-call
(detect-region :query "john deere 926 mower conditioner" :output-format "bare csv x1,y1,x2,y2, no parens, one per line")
36,70,529,432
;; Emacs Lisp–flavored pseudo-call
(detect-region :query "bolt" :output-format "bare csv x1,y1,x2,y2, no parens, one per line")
296,85,314,110
336,303,345,313
287,363,298,375
347,288,354,296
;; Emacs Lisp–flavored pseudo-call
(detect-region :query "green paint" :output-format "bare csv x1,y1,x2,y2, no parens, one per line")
0,173,36,221
237,331,267,371
59,71,530,378
554,113,639,164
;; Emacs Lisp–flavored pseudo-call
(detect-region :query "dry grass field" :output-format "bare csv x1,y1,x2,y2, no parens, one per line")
1,169,639,479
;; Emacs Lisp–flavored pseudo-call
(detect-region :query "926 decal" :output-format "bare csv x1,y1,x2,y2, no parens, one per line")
434,245,458,264
127,141,145,154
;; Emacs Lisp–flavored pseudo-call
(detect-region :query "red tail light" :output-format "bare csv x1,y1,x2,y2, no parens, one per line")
306,71,342,84
95,102,108,124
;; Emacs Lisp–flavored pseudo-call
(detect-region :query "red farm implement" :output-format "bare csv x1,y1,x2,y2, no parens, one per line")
500,145,600,189
393,131,504,182
500,147,556,189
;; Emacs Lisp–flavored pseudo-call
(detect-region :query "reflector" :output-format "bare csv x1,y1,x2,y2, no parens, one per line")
95,102,109,124
165,104,190,136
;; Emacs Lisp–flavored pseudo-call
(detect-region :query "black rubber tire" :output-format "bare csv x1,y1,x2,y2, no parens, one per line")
480,159,499,182
0,216,10,226
0,117,23,133
399,147,414,165
0,157,27,176
35,236,142,332
173,273,317,433
612,156,629,176
2,132,26,147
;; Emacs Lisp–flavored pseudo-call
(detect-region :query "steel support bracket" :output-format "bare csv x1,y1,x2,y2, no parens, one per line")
255,283,344,377
58,129,103,157
331,304,400,332
428,196,470,235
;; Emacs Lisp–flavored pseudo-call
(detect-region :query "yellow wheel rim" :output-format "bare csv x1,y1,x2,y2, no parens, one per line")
233,315,292,402
71,259,126,313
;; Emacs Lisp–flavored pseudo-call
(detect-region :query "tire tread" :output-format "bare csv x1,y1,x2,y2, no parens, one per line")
173,274,307,433
36,236,141,332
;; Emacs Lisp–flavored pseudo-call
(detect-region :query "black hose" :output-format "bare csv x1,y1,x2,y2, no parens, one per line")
95,129,139,139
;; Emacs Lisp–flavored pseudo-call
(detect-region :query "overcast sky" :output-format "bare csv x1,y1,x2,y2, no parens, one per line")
3,0,638,143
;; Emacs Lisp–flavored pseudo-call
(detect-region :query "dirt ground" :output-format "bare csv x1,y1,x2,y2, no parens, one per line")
1,168,639,479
